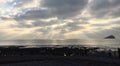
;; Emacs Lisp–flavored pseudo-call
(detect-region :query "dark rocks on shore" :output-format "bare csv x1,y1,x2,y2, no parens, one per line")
118,48,120,58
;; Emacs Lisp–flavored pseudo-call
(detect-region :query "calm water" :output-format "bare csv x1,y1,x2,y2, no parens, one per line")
0,39,120,48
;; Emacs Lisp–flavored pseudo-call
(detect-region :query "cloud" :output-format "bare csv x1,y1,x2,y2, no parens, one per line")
89,0,120,18
63,22,85,32
0,0,120,39
41,0,88,19
0,31,8,40
35,21,86,35
14,0,40,9
15,9,53,20
11,22,32,28
1,17,12,20
14,0,88,21
85,28,120,39
91,23,111,27
0,0,13,4
32,20,58,27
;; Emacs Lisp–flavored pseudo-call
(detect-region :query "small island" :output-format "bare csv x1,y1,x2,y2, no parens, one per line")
105,35,116,39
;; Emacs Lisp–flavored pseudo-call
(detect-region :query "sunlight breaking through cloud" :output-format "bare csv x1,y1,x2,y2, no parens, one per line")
0,0,120,40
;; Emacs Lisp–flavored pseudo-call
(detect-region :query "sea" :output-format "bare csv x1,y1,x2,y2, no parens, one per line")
0,39,120,48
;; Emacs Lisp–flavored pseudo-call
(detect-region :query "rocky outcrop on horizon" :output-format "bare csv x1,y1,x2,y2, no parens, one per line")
105,35,116,39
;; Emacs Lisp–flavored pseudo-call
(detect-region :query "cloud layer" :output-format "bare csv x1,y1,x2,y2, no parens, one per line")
0,0,120,39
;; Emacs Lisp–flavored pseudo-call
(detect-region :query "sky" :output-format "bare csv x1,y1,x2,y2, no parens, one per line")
0,0,120,40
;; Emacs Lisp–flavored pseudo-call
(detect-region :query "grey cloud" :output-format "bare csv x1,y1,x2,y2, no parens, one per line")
35,27,50,34
15,9,53,20
54,22,85,33
91,23,111,27
109,20,120,25
11,20,59,28
41,0,88,19
90,0,120,10
10,22,33,28
112,27,120,30
89,0,120,18
67,23,85,31
0,17,13,20
109,8,120,18
76,21,89,25
32,20,58,27
35,21,85,35
14,0,88,20
13,13,89,28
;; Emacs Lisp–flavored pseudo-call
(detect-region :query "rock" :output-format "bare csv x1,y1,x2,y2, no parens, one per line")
105,35,116,39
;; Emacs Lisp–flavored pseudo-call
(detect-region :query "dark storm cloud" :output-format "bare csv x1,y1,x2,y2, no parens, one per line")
89,0,120,18
14,0,88,20
41,0,88,19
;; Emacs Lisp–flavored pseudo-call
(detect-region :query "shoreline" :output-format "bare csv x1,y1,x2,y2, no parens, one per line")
0,46,120,66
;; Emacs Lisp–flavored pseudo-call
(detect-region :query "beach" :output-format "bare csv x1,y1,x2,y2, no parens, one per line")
0,56,120,66
0,46,120,66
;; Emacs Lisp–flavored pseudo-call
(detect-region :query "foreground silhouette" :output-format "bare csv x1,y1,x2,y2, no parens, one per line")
0,46,120,66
